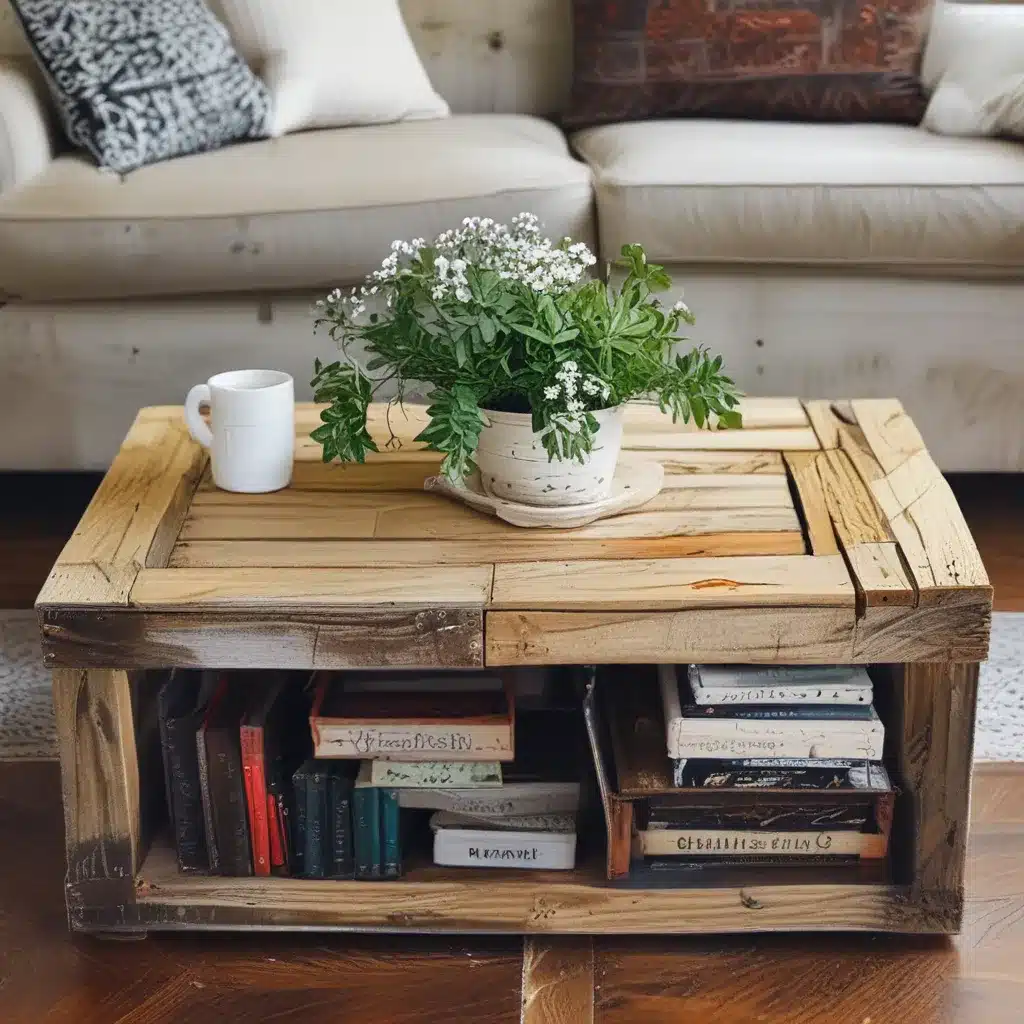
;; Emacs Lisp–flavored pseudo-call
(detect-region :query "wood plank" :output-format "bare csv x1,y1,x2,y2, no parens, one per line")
132,839,923,932
816,449,893,546
130,566,494,609
485,606,857,665
36,409,205,606
168,533,808,568
803,400,842,450
845,542,916,608
245,458,440,492
180,492,800,542
851,594,991,662
613,483,794,513
52,668,139,907
622,397,808,431
623,427,820,452
849,403,990,597
521,938,594,1024
783,451,839,556
40,607,484,670
896,662,978,929
490,555,854,611
656,450,785,475
375,507,803,541
851,399,927,475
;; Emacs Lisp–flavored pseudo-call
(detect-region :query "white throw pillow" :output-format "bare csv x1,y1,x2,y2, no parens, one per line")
922,3,1024,138
211,0,449,137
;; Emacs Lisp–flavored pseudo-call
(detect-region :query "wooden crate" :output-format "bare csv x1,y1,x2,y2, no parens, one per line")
36,398,991,936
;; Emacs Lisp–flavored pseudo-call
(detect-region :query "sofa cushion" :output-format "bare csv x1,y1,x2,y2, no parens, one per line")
0,114,593,301
573,120,1024,271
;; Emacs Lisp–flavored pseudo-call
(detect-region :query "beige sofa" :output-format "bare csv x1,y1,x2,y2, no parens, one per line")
1,0,1023,471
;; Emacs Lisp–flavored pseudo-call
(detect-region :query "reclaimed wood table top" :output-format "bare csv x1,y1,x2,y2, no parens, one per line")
36,398,992,670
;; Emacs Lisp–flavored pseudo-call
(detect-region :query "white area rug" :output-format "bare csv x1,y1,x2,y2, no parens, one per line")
2,610,1023,761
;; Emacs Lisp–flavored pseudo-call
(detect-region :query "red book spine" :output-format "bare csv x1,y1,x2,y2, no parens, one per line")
240,724,271,877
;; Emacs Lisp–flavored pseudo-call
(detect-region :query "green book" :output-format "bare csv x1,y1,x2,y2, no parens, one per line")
354,763,381,879
381,788,401,879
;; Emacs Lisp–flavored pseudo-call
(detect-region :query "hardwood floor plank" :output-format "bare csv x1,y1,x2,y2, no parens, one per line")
522,938,594,1024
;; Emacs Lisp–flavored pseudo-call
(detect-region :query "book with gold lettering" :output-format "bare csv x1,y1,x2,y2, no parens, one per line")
309,672,515,762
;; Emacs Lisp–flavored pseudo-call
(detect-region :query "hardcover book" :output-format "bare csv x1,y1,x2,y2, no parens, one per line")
353,762,382,879
687,664,874,706
158,669,218,872
395,781,580,816
672,759,893,791
199,675,255,877
636,827,888,859
328,763,356,879
660,666,885,761
309,672,515,762
431,819,577,871
303,762,330,879
368,761,503,789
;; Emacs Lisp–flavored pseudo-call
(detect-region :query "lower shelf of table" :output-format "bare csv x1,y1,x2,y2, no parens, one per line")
119,837,939,936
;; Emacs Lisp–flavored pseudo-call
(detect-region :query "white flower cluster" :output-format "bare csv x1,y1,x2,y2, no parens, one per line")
318,214,597,320
543,360,610,418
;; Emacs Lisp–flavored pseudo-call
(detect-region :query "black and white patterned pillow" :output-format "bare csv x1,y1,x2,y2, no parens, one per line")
11,0,270,174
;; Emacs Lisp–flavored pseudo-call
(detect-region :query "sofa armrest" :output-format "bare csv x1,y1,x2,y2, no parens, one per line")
0,58,55,193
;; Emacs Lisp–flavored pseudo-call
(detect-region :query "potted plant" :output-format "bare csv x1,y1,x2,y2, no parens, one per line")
311,214,741,507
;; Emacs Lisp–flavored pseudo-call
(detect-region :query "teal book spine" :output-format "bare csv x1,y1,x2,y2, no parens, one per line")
354,786,381,879
381,789,400,879
303,767,328,879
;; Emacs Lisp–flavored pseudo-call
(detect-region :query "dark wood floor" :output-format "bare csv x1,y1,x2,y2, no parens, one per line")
1,471,1022,1022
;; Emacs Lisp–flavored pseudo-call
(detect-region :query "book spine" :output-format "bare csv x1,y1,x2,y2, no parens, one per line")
354,787,381,879
369,761,503,788
638,828,888,859
381,789,400,879
195,724,220,873
304,770,328,879
329,773,354,879
693,685,871,706
646,802,874,831
291,772,307,877
667,724,885,762
672,761,886,791
163,715,207,872
207,730,252,877
397,785,580,816
433,830,577,870
267,791,285,870
240,725,270,877
680,704,874,720
314,724,513,762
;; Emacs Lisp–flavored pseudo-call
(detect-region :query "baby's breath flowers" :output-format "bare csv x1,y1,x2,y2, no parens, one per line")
311,216,741,481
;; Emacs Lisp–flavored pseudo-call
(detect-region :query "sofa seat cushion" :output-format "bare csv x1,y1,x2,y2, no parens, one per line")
0,115,593,301
573,120,1024,272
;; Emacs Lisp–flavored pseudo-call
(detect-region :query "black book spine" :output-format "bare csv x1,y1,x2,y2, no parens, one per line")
673,761,875,790
329,770,354,879
206,730,252,877
646,802,874,831
304,768,328,879
679,704,874,721
291,769,308,877
163,716,208,872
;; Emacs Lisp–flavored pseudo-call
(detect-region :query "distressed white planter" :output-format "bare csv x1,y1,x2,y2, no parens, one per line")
475,406,625,506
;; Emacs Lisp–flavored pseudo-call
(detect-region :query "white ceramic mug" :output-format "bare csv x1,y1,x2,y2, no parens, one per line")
184,369,295,493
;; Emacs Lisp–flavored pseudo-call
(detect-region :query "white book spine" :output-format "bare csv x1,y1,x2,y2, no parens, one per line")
690,665,873,705
314,724,513,761
368,761,503,788
667,720,884,761
639,828,887,859
433,828,577,870
398,782,580,816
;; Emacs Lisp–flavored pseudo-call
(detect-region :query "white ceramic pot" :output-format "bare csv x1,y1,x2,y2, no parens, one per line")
475,406,625,507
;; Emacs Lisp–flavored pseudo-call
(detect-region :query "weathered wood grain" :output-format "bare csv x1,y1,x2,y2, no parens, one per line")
36,409,205,606
851,399,927,475
131,838,918,933
804,400,842,450
486,606,857,665
624,427,820,452
845,542,916,608
783,451,838,556
490,555,854,610
168,532,808,568
894,662,978,930
51,668,139,907
521,938,594,1024
41,607,485,670
851,594,991,662
816,448,893,547
657,450,785,475
623,397,809,431
130,566,493,609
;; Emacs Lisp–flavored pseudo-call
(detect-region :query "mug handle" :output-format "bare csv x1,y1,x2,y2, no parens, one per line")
185,384,214,448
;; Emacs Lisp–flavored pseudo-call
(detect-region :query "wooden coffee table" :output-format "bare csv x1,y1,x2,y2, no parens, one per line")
36,398,991,936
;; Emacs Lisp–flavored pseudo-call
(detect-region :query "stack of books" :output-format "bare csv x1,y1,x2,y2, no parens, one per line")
584,664,895,880
309,671,581,874
639,664,892,866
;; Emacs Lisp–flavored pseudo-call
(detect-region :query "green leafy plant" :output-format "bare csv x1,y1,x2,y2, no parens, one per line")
312,215,741,480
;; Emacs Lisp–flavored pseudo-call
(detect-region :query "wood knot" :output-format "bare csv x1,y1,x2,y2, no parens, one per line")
740,891,763,910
